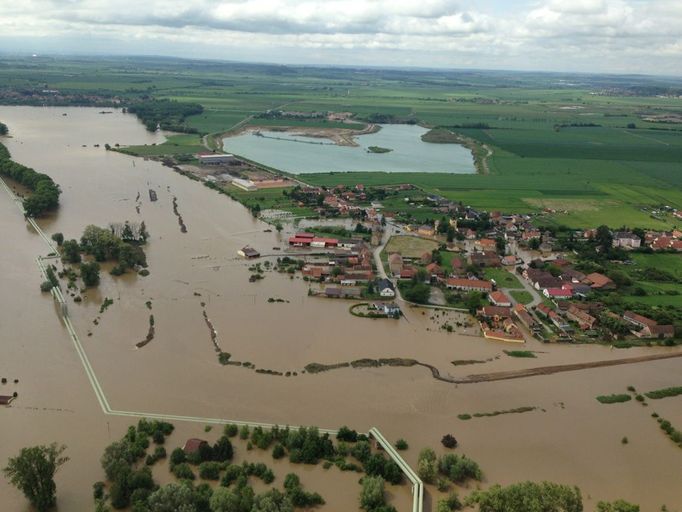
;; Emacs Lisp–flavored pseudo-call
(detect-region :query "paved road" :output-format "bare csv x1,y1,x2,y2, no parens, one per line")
509,266,543,307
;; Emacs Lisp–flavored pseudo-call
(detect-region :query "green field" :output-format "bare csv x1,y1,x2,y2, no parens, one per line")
118,134,204,157
510,290,534,305
483,268,524,289
1,55,682,229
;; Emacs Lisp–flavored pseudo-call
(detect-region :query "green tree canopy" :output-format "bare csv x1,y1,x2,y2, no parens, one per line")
3,443,69,512
466,481,583,512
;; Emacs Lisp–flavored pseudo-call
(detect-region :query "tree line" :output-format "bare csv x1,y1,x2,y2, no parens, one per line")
127,99,203,134
0,142,61,217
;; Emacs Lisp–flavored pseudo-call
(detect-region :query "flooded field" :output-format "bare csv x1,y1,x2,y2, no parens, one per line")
1,107,681,510
223,124,476,174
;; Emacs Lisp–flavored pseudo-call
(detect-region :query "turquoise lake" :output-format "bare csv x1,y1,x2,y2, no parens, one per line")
222,124,475,174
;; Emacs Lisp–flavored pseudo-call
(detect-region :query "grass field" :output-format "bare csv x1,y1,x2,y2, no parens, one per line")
383,235,439,258
2,55,682,229
118,134,204,157
483,267,524,289
510,290,534,305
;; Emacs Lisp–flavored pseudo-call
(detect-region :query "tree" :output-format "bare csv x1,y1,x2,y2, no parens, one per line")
147,483,197,512
417,448,437,483
360,476,386,511
61,239,81,263
3,443,69,512
80,261,101,287
595,225,613,253
51,232,64,246
210,487,241,512
597,500,639,512
252,489,293,512
441,434,458,448
275,222,283,233
0,121,7,135
403,283,431,304
466,481,583,512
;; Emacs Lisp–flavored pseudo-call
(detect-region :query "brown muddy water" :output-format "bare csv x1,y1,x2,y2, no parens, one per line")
1,107,681,511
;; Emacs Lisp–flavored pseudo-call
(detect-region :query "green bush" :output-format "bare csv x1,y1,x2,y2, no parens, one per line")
596,394,632,404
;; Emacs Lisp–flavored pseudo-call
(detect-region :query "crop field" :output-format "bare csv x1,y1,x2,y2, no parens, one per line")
1,55,681,229
383,235,439,258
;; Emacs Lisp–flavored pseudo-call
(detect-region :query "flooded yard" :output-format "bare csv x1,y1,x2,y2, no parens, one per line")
1,107,681,510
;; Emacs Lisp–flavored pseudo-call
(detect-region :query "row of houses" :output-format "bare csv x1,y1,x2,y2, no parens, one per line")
288,232,362,249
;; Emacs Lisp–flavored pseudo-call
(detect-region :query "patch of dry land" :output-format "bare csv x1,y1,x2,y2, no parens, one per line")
233,123,379,147
1,107,682,511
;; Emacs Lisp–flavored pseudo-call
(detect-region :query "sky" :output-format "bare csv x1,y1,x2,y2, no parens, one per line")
0,0,681,75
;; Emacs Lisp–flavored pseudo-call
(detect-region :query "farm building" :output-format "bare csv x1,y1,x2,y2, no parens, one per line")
238,246,260,259
197,153,236,165
445,278,493,292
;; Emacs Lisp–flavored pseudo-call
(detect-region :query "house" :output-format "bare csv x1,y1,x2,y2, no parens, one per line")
377,279,396,297
543,287,573,300
338,238,362,250
513,304,538,330
376,302,401,317
399,266,416,279
425,262,445,278
489,291,512,307
560,268,586,284
566,305,597,330
469,251,501,268
237,246,260,259
477,305,512,319
612,232,641,249
584,273,615,290
183,438,209,455
445,278,493,292
450,257,465,275
501,255,518,266
475,238,497,252
623,311,674,339
535,276,564,291
388,252,403,276
548,310,569,330
536,304,553,318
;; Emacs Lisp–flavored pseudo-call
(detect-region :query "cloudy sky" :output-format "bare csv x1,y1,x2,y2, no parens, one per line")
1,0,681,74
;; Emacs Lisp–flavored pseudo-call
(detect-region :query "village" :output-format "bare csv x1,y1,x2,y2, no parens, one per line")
198,148,682,347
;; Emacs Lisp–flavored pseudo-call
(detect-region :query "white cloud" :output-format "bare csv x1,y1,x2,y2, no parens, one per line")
0,0,680,74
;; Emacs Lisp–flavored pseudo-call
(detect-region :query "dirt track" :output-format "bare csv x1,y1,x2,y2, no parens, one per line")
418,350,682,384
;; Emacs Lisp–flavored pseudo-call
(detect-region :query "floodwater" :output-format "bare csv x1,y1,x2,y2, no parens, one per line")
1,107,681,511
222,124,476,174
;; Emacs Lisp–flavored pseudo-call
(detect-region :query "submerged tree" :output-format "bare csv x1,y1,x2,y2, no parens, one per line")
3,443,69,512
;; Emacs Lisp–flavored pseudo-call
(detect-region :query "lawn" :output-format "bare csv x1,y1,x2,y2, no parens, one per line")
483,267,524,289
510,290,534,305
383,235,439,258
